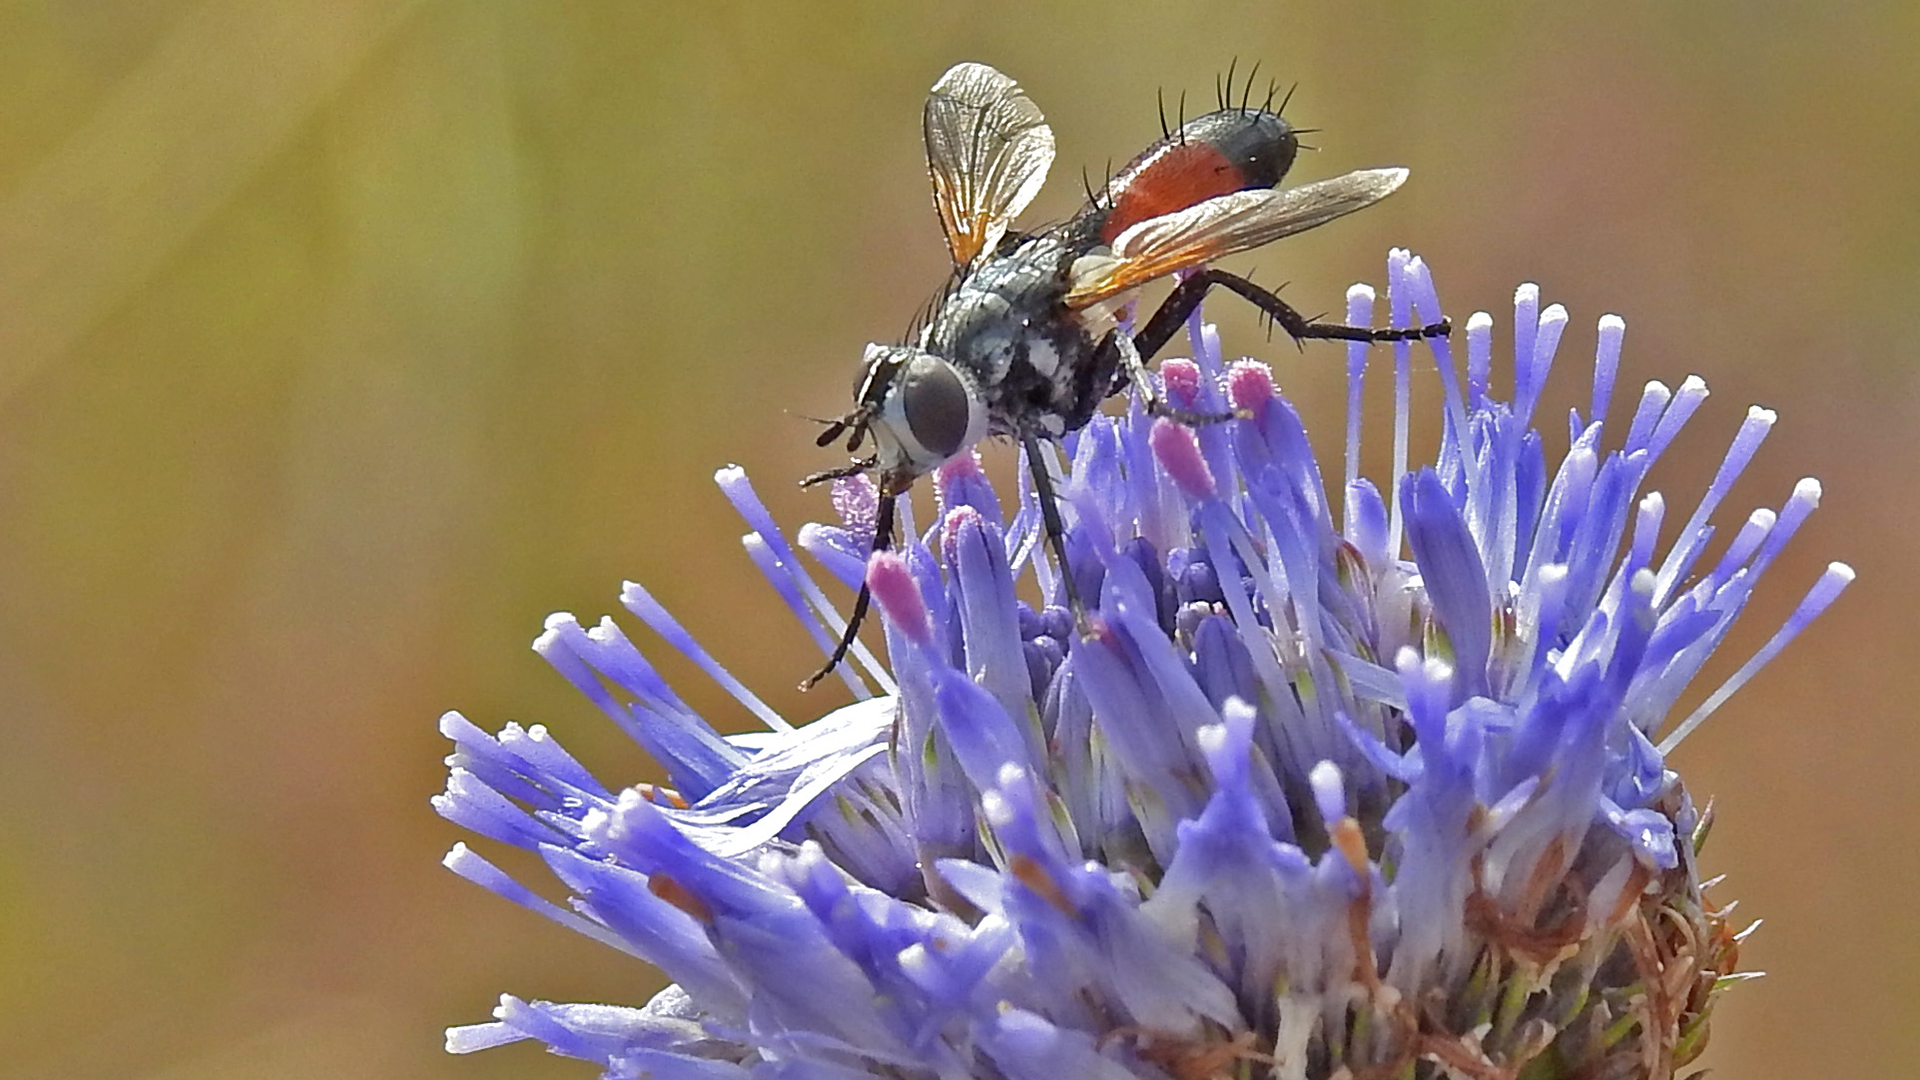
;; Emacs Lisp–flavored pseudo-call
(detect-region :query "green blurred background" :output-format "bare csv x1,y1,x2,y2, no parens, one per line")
0,2,1913,1077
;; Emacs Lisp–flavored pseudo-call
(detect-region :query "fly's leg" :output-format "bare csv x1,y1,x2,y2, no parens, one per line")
800,456,877,487
1022,435,1091,637
1108,329,1242,426
800,490,897,690
1131,267,1451,361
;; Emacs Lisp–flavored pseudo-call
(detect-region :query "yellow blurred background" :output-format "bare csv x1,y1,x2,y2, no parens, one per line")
0,2,1912,1078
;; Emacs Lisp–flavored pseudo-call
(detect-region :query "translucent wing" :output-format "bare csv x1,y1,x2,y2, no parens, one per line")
1065,167,1408,308
923,62,1055,268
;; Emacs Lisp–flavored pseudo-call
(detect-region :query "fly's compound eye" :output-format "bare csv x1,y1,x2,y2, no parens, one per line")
900,355,977,461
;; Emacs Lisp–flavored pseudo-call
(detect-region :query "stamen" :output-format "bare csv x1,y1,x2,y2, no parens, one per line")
1747,477,1822,581
1465,310,1494,407
723,467,894,693
1310,759,1347,833
621,581,793,732
1226,359,1275,418
1512,284,1541,417
742,534,875,699
1659,562,1854,752
1344,282,1375,495
1653,406,1776,603
1515,302,1568,427
1624,379,1673,454
1160,357,1204,408
1387,249,1414,556
866,550,933,648
1643,375,1712,464
1629,492,1666,575
443,844,645,957
1150,418,1217,501
1406,257,1472,457
1701,508,1775,592
1592,314,1626,430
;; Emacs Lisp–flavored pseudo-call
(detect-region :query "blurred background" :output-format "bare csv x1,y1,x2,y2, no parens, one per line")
0,2,1912,1077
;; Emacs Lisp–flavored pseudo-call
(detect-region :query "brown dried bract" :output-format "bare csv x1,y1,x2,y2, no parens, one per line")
1105,1027,1273,1080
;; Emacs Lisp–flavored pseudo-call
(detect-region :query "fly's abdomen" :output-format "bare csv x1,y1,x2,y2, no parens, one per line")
1089,109,1298,244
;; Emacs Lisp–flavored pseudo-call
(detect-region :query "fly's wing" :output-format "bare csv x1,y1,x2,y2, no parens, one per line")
923,62,1055,268
1064,167,1408,308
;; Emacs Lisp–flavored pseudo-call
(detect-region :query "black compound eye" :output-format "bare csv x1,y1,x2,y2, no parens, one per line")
901,357,973,459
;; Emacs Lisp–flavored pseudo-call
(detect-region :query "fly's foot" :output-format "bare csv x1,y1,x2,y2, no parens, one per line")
1366,317,1452,342
1143,397,1250,427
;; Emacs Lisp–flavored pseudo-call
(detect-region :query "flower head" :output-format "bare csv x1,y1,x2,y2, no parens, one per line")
434,252,1849,1080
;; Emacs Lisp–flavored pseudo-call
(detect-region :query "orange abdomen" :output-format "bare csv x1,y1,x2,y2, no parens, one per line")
1091,108,1299,244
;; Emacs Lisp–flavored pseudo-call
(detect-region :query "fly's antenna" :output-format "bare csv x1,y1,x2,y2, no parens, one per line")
809,418,848,448
1241,60,1262,114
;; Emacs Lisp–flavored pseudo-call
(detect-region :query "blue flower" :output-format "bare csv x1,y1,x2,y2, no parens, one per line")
434,251,1850,1080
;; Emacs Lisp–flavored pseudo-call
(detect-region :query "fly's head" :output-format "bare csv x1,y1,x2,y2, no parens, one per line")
806,343,987,496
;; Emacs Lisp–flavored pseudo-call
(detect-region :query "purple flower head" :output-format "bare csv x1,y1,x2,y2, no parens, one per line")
434,252,1849,1080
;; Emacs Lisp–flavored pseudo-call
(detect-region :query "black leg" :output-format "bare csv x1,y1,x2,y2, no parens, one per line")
1131,268,1451,364
800,456,877,488
800,491,897,690
1022,435,1090,635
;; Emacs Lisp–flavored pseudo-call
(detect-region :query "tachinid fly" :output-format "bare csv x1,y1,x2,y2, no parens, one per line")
802,61,1449,688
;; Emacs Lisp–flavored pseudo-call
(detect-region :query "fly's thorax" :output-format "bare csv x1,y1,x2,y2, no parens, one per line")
931,238,1070,378
926,235,1104,438
856,343,989,489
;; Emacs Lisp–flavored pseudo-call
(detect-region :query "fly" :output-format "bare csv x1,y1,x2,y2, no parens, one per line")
801,61,1449,689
